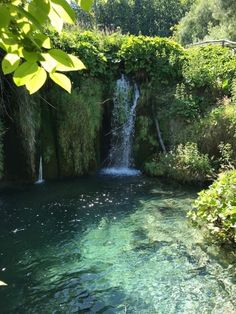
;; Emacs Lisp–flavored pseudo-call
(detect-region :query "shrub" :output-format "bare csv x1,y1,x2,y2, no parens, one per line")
173,102,236,159
50,29,108,78
145,142,212,183
119,35,185,81
171,83,200,120
189,170,236,243
183,46,236,93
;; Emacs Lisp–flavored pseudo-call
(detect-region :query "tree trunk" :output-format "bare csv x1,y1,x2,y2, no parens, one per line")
154,117,167,153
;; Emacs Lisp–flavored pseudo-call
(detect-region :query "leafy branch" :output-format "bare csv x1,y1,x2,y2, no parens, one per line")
0,0,93,94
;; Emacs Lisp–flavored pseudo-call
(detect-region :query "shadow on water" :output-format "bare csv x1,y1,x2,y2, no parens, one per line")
0,175,235,313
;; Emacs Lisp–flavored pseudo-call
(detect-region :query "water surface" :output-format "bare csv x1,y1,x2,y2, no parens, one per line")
0,176,235,313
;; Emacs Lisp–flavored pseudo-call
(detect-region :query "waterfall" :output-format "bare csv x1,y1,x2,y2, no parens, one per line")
35,156,44,184
101,75,141,176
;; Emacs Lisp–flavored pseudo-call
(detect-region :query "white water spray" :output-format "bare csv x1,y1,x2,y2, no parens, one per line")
35,156,44,184
101,75,140,176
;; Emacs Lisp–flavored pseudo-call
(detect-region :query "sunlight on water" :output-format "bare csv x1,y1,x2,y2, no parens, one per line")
40,197,236,313
0,177,235,313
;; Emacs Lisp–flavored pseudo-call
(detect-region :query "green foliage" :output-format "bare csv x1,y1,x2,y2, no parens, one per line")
0,0,92,93
51,30,108,77
183,46,236,92
52,78,103,176
0,119,4,179
174,0,217,45
231,79,236,104
171,83,200,120
174,103,236,160
85,0,192,37
218,142,235,172
145,142,212,183
14,90,40,177
119,36,185,81
175,0,236,45
189,170,236,243
49,30,186,81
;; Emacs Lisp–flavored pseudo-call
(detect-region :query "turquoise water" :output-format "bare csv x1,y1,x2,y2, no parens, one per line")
0,176,235,313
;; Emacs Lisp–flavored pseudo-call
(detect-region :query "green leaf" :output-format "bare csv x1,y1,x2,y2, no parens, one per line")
49,72,71,93
41,51,85,73
49,49,73,67
34,34,51,49
51,0,75,24
0,6,10,28
10,4,43,32
27,0,50,25
17,21,32,34
13,62,39,86
56,54,86,71
48,6,64,33
40,53,57,72
2,53,20,74
22,50,39,62
25,67,47,94
0,280,7,286
78,0,93,12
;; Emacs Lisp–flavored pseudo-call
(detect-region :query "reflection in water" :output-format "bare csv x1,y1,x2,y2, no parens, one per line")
0,177,235,313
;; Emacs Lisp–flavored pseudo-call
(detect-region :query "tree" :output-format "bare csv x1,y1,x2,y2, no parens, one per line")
79,0,192,37
0,0,93,94
175,0,236,45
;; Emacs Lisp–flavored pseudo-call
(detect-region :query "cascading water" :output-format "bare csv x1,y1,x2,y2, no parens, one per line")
35,156,44,184
101,75,140,176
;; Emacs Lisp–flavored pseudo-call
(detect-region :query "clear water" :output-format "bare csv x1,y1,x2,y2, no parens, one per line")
0,176,235,314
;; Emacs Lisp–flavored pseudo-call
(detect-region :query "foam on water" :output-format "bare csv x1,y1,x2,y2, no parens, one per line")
100,167,141,176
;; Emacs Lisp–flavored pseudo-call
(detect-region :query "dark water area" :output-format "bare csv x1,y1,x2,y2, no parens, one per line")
0,176,235,313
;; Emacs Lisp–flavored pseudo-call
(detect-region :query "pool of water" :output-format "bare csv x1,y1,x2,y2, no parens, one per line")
0,176,235,313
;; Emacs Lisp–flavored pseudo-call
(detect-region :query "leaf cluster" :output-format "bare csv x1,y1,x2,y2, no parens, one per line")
190,170,236,243
183,46,236,93
118,35,185,82
0,0,93,94
145,142,212,183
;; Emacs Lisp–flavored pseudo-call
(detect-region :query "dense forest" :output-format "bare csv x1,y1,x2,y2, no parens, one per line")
0,1,235,307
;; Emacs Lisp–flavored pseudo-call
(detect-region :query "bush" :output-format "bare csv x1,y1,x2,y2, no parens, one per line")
173,102,236,160
189,170,236,243
145,142,212,183
119,35,185,81
183,46,236,93
50,29,108,78
170,83,200,120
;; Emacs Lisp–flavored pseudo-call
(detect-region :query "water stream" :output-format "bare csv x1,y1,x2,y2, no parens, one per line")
101,75,140,176
35,156,44,184
0,176,235,313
